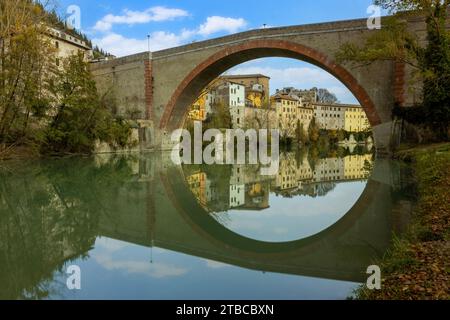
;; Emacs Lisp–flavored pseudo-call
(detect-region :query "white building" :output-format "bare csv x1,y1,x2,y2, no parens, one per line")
229,184,245,208
217,82,246,128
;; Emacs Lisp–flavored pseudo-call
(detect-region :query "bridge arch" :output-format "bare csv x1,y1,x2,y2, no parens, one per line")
159,39,382,131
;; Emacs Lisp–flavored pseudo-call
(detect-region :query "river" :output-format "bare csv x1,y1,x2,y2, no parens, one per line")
0,148,415,300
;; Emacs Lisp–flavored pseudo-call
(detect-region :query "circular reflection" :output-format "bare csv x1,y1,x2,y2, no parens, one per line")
184,152,374,243
219,181,369,243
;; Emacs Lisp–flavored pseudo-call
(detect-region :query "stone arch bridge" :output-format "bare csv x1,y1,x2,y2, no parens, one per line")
91,14,431,154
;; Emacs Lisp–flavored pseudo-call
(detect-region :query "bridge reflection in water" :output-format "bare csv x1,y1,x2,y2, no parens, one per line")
0,149,414,299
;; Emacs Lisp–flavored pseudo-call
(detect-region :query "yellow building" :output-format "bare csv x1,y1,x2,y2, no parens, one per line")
246,84,265,108
297,104,314,132
185,172,208,208
188,92,208,121
344,154,373,180
275,152,299,190
344,105,370,132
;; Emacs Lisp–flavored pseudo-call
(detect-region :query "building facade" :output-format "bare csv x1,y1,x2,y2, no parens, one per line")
216,82,246,128
270,93,314,139
47,27,93,65
344,105,371,132
311,103,370,132
312,103,346,130
221,74,270,107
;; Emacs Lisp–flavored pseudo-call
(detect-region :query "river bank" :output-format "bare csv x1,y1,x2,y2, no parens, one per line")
356,143,450,300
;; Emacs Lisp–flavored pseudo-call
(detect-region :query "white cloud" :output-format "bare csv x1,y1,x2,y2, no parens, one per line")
96,237,130,252
93,30,192,56
198,16,247,36
94,6,189,32
92,14,248,57
205,260,230,269
94,254,188,279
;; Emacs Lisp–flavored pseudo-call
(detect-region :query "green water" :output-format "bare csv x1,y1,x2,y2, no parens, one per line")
0,149,414,300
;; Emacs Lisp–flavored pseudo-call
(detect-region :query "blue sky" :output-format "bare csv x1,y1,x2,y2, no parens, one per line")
54,0,384,103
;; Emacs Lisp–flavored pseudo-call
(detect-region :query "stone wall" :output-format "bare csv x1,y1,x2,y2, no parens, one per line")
90,13,440,154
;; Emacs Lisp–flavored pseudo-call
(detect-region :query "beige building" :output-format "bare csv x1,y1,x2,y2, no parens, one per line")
271,93,314,139
312,102,370,132
312,157,345,182
47,27,93,65
275,152,299,191
271,93,299,138
297,103,314,132
312,102,346,130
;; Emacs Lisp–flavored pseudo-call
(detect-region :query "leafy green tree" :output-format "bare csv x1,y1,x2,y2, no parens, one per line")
0,0,56,146
42,52,131,154
205,101,232,130
337,0,450,141
337,129,346,142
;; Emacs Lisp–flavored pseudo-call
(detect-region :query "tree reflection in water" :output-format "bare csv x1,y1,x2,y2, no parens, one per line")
0,145,414,300
0,156,134,299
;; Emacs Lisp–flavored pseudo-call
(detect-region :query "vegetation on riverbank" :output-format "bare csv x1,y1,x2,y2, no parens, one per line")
338,0,450,143
356,143,450,300
0,1,131,160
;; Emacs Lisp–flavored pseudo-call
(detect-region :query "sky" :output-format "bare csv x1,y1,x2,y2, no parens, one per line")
54,0,385,103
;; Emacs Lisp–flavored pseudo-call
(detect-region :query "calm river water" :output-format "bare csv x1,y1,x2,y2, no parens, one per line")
0,148,414,299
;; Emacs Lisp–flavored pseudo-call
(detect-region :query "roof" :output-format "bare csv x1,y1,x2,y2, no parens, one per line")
312,102,362,108
222,80,246,87
48,27,91,50
220,74,271,80
271,93,299,102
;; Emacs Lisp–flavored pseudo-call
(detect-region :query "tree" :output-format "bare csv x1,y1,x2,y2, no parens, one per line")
42,52,131,154
244,106,276,130
278,115,296,144
308,117,320,143
295,120,309,145
204,101,232,130
0,0,56,146
312,87,339,104
337,0,450,141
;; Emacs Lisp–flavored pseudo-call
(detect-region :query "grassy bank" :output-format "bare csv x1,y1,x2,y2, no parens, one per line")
356,143,450,300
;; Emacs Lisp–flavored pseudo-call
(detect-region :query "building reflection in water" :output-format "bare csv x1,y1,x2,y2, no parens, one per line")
184,148,374,215
0,147,415,299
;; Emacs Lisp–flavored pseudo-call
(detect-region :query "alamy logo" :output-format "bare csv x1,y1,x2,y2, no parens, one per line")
66,265,81,290
171,121,280,176
366,265,381,290
66,5,81,30
367,5,382,30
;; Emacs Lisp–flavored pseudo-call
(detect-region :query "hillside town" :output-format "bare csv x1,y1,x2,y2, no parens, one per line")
187,74,371,143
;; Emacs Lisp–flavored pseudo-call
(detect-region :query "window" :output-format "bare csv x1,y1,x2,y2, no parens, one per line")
55,41,59,49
